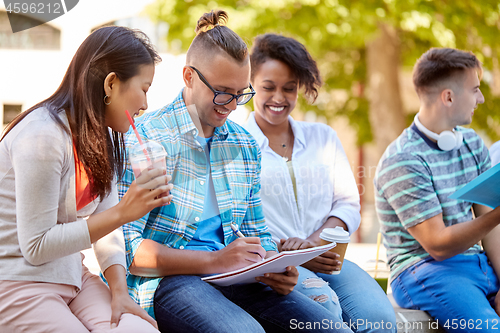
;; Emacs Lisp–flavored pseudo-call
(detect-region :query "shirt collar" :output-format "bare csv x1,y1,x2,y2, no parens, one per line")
173,89,228,141
245,112,306,149
410,122,440,150
288,115,306,149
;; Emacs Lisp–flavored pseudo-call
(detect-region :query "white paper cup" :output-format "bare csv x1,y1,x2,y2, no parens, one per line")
319,226,350,275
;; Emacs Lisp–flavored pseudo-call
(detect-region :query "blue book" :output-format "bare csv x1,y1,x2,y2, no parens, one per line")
449,162,500,208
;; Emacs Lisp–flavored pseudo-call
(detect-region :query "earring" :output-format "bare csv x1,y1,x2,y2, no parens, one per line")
104,95,111,106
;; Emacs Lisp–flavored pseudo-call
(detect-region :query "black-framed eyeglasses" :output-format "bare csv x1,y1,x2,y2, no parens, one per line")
189,66,255,106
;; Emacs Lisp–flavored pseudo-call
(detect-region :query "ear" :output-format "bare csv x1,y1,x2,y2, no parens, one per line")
183,66,194,88
440,89,454,107
103,72,118,97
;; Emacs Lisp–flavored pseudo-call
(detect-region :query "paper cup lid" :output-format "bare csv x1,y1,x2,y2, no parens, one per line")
129,140,167,160
320,226,350,243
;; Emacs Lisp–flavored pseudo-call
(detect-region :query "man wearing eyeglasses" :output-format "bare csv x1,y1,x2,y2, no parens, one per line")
117,10,346,333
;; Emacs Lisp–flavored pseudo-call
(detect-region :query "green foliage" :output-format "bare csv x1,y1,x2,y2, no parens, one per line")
148,0,500,145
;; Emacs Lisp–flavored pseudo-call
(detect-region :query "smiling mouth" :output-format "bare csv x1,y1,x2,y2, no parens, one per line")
215,108,230,115
268,106,285,112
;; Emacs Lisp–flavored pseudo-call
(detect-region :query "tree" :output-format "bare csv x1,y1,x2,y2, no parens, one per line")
147,0,500,151
147,0,500,241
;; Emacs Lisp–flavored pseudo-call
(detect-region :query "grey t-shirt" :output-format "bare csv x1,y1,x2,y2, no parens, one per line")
374,123,490,282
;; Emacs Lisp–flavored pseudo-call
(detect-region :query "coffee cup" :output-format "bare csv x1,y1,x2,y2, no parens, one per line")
319,226,350,275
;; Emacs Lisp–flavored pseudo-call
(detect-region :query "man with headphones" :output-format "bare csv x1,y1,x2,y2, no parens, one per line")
374,48,500,332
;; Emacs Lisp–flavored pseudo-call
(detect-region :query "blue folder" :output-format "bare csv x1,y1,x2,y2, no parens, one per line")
449,162,500,208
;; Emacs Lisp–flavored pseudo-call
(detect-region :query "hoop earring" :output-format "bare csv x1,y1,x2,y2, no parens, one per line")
104,95,111,106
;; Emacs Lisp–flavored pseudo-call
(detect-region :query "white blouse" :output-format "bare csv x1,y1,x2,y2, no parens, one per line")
244,112,360,244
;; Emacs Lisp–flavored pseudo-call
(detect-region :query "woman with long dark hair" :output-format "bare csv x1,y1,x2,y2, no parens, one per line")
0,26,172,332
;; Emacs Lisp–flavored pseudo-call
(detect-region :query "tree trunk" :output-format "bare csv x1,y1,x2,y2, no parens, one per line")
492,55,500,97
366,23,406,159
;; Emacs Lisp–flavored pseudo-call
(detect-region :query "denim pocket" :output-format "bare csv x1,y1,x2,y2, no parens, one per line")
391,274,417,309
408,258,433,282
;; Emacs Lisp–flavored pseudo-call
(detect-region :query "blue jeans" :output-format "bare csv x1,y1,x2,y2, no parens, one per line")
296,266,343,319
392,253,500,333
154,275,355,333
297,260,397,333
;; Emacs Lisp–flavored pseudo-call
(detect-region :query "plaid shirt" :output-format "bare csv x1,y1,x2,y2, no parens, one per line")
118,90,277,318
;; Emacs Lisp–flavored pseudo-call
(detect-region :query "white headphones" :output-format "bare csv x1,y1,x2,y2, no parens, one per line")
414,114,463,151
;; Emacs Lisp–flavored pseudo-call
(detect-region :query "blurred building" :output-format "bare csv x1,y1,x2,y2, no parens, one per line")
0,0,186,130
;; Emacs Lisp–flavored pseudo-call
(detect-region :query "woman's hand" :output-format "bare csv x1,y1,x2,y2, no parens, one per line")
280,237,316,251
87,168,173,244
110,289,158,329
104,265,158,329
255,266,298,295
117,168,173,223
301,251,341,274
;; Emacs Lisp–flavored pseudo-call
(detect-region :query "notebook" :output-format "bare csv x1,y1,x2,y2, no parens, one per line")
449,162,500,208
201,242,336,286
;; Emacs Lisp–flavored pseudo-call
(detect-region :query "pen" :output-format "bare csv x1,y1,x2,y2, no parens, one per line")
231,222,245,238
231,222,264,261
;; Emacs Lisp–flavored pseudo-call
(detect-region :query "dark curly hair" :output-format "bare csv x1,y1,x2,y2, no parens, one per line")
250,34,322,103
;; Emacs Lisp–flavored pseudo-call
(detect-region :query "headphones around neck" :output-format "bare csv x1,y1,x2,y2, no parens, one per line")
414,114,463,151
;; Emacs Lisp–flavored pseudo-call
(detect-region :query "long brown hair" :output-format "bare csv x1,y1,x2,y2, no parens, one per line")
1,26,161,200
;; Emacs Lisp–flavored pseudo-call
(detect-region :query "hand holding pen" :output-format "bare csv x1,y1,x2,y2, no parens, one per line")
231,222,264,261
231,223,297,294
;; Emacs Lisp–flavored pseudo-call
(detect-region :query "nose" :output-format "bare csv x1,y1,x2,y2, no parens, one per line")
225,97,238,111
272,89,285,104
477,89,485,105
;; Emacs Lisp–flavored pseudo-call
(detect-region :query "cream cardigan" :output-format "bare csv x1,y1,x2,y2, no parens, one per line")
0,107,125,288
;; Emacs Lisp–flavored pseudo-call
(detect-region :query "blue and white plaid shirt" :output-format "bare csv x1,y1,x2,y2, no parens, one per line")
118,90,277,317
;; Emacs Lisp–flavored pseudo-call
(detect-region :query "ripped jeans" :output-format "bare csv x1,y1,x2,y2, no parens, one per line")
296,260,397,333
296,266,343,319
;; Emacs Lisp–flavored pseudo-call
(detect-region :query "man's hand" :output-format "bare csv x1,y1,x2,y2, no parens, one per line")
110,289,158,329
255,266,299,295
301,251,341,274
211,237,266,273
280,237,316,251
